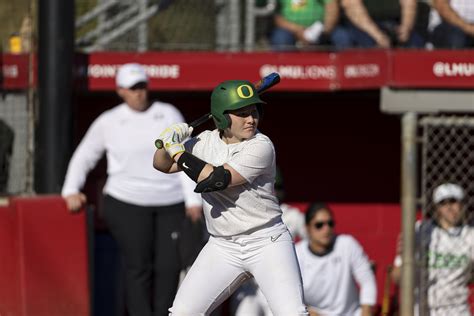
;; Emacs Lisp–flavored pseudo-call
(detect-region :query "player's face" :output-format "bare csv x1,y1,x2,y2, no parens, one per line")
225,104,259,143
117,82,149,111
436,199,463,228
308,209,334,248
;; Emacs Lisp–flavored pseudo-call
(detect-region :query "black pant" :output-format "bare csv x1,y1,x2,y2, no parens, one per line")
102,195,185,316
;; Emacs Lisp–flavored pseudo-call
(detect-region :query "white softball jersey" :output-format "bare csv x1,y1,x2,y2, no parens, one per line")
425,224,474,309
186,129,282,237
61,101,201,207
295,235,377,316
171,130,307,315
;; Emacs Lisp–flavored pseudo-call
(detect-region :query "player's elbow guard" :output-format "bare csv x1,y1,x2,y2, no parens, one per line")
175,152,231,192
194,166,231,193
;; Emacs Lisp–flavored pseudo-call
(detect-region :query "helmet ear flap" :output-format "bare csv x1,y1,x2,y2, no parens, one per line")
212,113,232,130
224,113,231,129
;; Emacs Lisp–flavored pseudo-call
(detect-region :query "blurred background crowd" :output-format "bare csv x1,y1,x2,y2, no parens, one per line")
1,0,473,55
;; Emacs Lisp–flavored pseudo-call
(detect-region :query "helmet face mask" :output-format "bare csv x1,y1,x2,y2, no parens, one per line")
211,80,266,130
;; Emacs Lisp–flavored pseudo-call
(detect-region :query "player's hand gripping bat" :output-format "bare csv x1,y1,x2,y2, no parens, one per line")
155,72,280,149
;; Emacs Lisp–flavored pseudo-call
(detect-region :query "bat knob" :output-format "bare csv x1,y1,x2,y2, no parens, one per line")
155,139,164,149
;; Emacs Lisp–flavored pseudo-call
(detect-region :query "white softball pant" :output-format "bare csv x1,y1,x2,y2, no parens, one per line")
169,223,308,316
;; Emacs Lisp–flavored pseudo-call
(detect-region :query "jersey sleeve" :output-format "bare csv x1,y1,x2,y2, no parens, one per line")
227,138,275,184
348,236,377,306
179,172,202,208
61,116,106,196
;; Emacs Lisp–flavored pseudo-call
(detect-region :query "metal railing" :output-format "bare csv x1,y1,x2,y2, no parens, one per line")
75,0,276,52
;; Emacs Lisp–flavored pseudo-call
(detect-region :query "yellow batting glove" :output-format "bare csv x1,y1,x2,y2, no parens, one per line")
165,142,185,158
155,123,193,149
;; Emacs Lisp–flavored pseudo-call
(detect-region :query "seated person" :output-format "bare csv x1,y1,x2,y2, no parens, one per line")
270,0,352,50
391,183,474,315
296,202,377,316
428,0,474,48
339,0,425,48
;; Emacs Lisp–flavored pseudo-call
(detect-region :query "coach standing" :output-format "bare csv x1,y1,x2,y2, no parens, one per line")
61,63,202,316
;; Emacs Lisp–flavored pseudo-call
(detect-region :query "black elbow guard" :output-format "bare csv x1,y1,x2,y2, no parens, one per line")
194,166,231,193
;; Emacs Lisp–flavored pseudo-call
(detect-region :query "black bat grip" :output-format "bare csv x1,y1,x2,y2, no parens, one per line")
190,113,213,128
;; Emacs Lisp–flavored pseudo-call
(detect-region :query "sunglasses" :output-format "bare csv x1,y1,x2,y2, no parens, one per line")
313,220,335,230
129,82,148,90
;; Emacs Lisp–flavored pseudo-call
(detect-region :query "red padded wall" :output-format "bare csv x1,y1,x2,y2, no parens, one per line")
0,199,22,315
5,196,90,316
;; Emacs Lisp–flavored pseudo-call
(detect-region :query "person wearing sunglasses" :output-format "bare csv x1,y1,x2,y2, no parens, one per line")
61,63,202,316
295,202,377,316
390,183,474,316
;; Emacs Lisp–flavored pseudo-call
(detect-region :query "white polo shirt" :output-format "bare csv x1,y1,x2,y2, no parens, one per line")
62,101,200,207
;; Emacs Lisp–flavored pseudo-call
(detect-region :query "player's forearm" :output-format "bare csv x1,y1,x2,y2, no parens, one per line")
153,148,178,173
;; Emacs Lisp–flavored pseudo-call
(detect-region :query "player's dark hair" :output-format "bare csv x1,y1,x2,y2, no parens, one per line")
305,202,334,224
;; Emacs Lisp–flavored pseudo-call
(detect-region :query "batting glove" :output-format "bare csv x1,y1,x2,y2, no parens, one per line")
160,123,193,143
157,123,193,157
165,142,185,158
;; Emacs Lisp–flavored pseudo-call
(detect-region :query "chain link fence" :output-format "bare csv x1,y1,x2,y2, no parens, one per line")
416,114,474,315
0,93,31,195
420,115,474,221
0,0,34,196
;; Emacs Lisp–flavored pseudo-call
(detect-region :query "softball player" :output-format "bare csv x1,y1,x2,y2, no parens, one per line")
391,183,474,316
153,80,308,316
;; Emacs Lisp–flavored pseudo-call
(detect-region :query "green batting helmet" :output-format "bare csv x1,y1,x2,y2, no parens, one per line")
210,80,266,130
